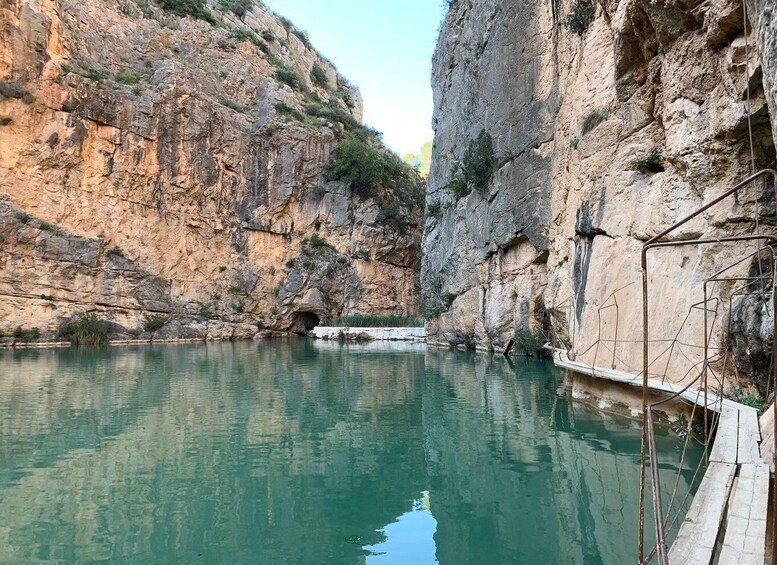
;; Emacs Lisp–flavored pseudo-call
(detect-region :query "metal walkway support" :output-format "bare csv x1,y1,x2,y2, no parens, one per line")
640,169,777,564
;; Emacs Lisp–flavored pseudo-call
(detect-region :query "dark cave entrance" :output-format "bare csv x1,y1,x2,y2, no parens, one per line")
292,311,321,334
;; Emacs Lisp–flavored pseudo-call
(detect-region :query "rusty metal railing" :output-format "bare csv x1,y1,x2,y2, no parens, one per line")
639,168,777,564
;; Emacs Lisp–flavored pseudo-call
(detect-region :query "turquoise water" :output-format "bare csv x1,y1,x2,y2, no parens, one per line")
0,340,702,564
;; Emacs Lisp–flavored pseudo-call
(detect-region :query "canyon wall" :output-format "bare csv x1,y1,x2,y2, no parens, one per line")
424,0,776,389
0,0,421,340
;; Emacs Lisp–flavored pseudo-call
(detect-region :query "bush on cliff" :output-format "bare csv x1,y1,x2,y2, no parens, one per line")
565,0,595,35
158,0,217,25
323,135,424,211
449,129,496,199
58,313,110,346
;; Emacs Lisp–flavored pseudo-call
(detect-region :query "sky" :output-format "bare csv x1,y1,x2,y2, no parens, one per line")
262,0,447,157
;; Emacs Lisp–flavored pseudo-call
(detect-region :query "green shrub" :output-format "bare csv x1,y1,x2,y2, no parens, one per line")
565,0,595,35
255,319,265,330
448,129,496,199
322,314,423,327
77,64,109,82
292,28,312,50
581,107,609,134
569,137,579,149
197,302,214,319
262,30,275,42
16,212,31,224
13,326,40,341
114,70,141,85
0,116,11,126
38,220,54,231
426,201,443,218
301,234,335,250
220,97,247,113
58,313,110,345
275,103,307,123
229,27,267,50
310,63,329,88
217,0,253,17
158,0,217,24
274,66,305,91
143,314,168,332
630,148,664,173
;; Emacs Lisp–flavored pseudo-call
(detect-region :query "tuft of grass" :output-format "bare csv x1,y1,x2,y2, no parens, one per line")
114,70,141,85
426,201,443,218
16,212,31,224
630,148,664,173
143,314,168,332
514,327,547,356
581,107,609,135
0,116,11,126
58,313,110,345
322,314,423,327
219,97,248,113
217,0,254,18
37,220,55,231
569,137,579,150
77,64,110,82
292,28,313,50
564,0,595,35
13,326,41,341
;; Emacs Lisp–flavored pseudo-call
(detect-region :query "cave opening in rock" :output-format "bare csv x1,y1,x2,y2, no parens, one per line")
292,311,321,334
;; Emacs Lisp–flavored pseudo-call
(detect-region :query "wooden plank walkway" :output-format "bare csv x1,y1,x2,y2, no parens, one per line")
718,463,769,565
667,461,736,563
551,349,768,564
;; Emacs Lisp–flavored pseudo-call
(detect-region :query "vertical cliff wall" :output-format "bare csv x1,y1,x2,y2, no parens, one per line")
424,0,776,387
0,0,422,339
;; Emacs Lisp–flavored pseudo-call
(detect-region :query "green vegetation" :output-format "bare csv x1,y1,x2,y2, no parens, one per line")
219,97,248,113
143,314,168,332
255,319,266,330
114,70,141,85
448,129,496,200
564,0,595,35
12,326,40,341
310,63,329,88
421,274,455,319
722,384,766,410
630,148,664,173
37,220,54,231
301,234,335,251
58,313,110,345
39,294,55,301
262,30,275,42
0,116,11,126
216,0,254,18
581,107,609,134
323,134,425,223
569,137,579,150
292,29,313,49
322,314,423,327
426,201,443,218
16,212,31,224
403,140,433,178
274,65,305,91
513,328,546,356
74,63,110,82
158,0,217,25
229,28,268,51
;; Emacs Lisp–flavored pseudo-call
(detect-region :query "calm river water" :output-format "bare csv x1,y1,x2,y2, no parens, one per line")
0,340,702,564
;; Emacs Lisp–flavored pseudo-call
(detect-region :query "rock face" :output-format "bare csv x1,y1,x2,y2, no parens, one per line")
424,0,776,389
0,0,421,339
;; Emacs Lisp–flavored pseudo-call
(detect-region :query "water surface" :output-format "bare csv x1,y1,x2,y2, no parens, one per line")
0,340,702,564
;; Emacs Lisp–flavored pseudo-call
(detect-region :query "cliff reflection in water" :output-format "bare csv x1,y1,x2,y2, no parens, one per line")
0,341,701,564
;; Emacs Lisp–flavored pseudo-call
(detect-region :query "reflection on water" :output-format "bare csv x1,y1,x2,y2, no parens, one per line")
364,491,438,564
0,340,702,564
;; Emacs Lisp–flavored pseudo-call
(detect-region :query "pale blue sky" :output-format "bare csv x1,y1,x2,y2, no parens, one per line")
263,0,446,157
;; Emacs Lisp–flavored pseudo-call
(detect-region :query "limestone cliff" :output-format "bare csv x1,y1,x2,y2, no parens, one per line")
424,0,776,390
0,0,422,340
